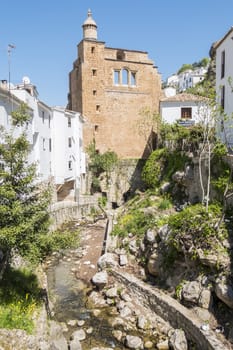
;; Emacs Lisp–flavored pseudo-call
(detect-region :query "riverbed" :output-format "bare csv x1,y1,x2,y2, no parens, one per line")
45,222,129,349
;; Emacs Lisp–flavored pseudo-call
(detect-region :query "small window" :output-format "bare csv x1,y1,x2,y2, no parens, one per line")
68,137,72,147
91,47,95,53
68,160,72,170
114,70,120,85
42,111,45,124
95,125,99,132
130,72,136,86
93,90,97,96
68,117,71,127
49,138,52,152
221,85,225,110
48,115,51,128
122,69,128,85
43,138,46,150
181,107,192,119
96,105,100,112
92,69,97,76
221,50,225,79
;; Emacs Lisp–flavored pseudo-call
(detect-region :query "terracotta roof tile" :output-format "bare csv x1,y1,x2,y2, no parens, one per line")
160,93,207,102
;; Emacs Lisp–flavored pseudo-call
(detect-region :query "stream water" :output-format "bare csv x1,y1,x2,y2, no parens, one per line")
46,246,128,349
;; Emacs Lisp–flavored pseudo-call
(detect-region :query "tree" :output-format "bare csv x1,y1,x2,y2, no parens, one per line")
0,103,51,263
136,108,161,155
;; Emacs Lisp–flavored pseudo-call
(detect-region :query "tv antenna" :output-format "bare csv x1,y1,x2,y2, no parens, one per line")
7,44,16,92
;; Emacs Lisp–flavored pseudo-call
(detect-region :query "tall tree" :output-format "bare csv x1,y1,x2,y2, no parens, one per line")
0,103,51,263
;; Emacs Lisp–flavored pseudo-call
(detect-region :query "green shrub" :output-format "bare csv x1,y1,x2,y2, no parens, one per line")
142,148,189,190
112,209,155,238
142,148,167,189
167,203,227,259
23,228,80,264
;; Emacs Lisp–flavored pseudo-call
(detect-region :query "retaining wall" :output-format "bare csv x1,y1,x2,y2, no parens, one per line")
49,196,98,230
112,270,231,350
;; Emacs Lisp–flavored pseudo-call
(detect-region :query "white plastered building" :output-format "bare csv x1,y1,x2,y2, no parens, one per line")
214,27,233,148
0,79,86,201
160,92,212,126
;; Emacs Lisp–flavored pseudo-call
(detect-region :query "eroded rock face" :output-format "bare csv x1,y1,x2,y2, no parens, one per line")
182,281,201,304
145,229,156,244
215,276,233,309
197,248,230,269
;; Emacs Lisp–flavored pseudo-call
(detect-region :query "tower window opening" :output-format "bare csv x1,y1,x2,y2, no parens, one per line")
122,69,129,85
114,70,120,85
130,72,136,86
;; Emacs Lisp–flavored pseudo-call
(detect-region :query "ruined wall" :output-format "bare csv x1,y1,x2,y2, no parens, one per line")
98,159,146,207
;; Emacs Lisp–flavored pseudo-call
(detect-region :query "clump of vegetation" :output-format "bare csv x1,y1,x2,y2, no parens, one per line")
211,142,232,194
177,57,209,75
0,266,42,333
35,228,80,263
111,209,155,238
166,203,228,264
86,141,118,192
141,148,189,190
158,196,173,210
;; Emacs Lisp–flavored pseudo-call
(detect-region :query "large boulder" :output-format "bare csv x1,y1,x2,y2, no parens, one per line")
215,276,233,309
169,329,188,350
91,271,108,289
49,321,68,350
97,253,118,270
182,281,201,305
147,253,161,277
125,335,143,349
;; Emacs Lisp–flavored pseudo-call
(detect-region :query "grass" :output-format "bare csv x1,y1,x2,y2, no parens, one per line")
0,266,42,333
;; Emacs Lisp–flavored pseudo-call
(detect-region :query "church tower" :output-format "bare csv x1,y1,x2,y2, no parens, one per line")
68,10,162,159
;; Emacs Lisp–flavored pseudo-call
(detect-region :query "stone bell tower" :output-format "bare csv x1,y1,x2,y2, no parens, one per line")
68,10,162,159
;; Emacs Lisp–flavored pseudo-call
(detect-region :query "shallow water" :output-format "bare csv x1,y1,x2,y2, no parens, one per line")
46,249,128,349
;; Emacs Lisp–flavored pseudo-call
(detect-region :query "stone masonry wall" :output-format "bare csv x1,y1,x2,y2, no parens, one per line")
49,196,99,230
69,39,162,159
112,270,231,350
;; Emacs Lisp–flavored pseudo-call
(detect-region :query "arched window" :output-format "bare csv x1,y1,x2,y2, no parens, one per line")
122,69,128,85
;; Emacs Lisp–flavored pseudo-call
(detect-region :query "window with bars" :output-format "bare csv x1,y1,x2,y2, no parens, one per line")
181,107,192,119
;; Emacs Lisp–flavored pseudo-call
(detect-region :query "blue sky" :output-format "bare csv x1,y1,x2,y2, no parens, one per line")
0,0,233,107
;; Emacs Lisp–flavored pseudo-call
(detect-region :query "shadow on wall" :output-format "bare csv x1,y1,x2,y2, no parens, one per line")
123,130,158,202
